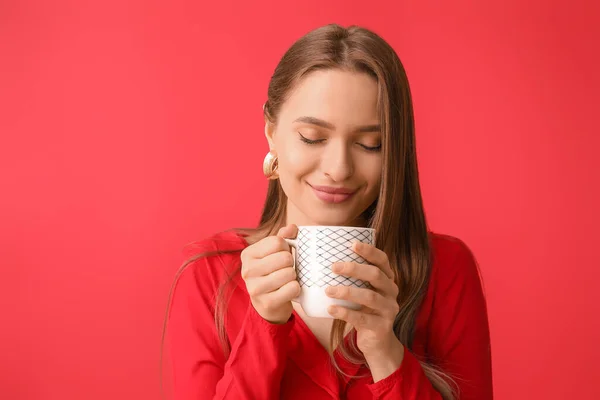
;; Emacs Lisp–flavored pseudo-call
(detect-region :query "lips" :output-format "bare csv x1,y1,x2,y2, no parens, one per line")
309,184,357,204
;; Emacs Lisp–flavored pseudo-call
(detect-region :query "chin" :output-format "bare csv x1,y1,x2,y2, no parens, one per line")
307,212,360,227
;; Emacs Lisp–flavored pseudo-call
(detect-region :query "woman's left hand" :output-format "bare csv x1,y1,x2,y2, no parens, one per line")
326,241,405,372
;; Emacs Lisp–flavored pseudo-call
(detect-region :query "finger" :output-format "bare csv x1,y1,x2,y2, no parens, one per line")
247,267,296,296
250,235,291,259
277,224,298,239
327,305,379,329
245,250,294,278
352,242,394,280
332,262,396,295
261,279,301,306
325,286,398,318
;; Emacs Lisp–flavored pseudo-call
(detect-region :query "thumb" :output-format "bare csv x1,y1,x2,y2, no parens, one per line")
277,224,298,239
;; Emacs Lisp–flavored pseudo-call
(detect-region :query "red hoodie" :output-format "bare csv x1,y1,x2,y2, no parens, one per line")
167,231,493,399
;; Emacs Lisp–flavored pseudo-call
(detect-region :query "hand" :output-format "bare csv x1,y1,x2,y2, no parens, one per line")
240,224,300,324
325,241,404,366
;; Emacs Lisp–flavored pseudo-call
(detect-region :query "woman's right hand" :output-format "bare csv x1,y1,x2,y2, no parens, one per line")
240,224,301,324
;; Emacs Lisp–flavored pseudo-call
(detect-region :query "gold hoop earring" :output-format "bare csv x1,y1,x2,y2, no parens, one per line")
262,150,279,180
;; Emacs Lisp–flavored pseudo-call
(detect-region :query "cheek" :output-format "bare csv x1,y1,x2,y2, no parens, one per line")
279,144,316,178
360,157,383,187
372,164,383,187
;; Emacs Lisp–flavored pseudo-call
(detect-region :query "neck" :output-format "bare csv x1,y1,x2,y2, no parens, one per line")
284,200,369,228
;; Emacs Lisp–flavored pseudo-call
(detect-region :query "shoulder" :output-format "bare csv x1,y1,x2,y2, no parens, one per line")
175,230,249,296
182,230,249,259
429,232,475,264
428,232,483,291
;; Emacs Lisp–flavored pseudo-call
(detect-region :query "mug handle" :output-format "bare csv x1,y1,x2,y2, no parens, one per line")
284,238,301,303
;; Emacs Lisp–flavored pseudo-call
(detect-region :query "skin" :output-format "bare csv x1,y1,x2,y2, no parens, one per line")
240,69,404,382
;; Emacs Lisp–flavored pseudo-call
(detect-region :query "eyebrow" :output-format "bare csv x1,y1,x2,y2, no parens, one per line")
293,116,381,133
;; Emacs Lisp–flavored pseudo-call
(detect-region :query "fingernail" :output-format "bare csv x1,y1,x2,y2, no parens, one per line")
332,263,343,272
328,306,338,316
326,286,337,296
352,241,361,250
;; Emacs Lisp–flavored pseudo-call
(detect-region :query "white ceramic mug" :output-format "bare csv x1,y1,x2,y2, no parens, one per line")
285,226,376,318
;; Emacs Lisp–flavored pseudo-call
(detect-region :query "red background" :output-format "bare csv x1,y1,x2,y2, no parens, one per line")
1,1,598,399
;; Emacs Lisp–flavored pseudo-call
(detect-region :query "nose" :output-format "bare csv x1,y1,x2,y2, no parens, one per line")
321,140,354,182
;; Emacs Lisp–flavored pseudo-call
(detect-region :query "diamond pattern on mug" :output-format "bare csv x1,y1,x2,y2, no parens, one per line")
295,228,372,288
295,229,315,286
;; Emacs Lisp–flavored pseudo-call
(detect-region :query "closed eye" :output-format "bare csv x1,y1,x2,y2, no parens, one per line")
298,132,324,145
359,143,382,152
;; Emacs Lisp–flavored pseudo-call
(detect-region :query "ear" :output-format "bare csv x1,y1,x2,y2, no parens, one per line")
264,118,275,150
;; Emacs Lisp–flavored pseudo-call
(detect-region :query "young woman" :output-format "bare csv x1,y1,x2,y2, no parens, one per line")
165,24,493,399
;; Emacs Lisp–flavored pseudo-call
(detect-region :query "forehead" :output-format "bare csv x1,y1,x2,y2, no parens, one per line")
279,69,379,128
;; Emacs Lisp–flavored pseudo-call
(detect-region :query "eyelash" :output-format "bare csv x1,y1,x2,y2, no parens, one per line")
298,132,381,152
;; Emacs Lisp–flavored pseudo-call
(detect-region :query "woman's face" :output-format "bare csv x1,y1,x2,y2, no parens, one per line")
266,69,382,226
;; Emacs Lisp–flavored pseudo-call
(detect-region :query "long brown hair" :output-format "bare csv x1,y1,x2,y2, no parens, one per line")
162,24,457,399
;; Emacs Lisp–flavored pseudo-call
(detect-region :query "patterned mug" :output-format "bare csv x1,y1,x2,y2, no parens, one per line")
285,226,376,318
